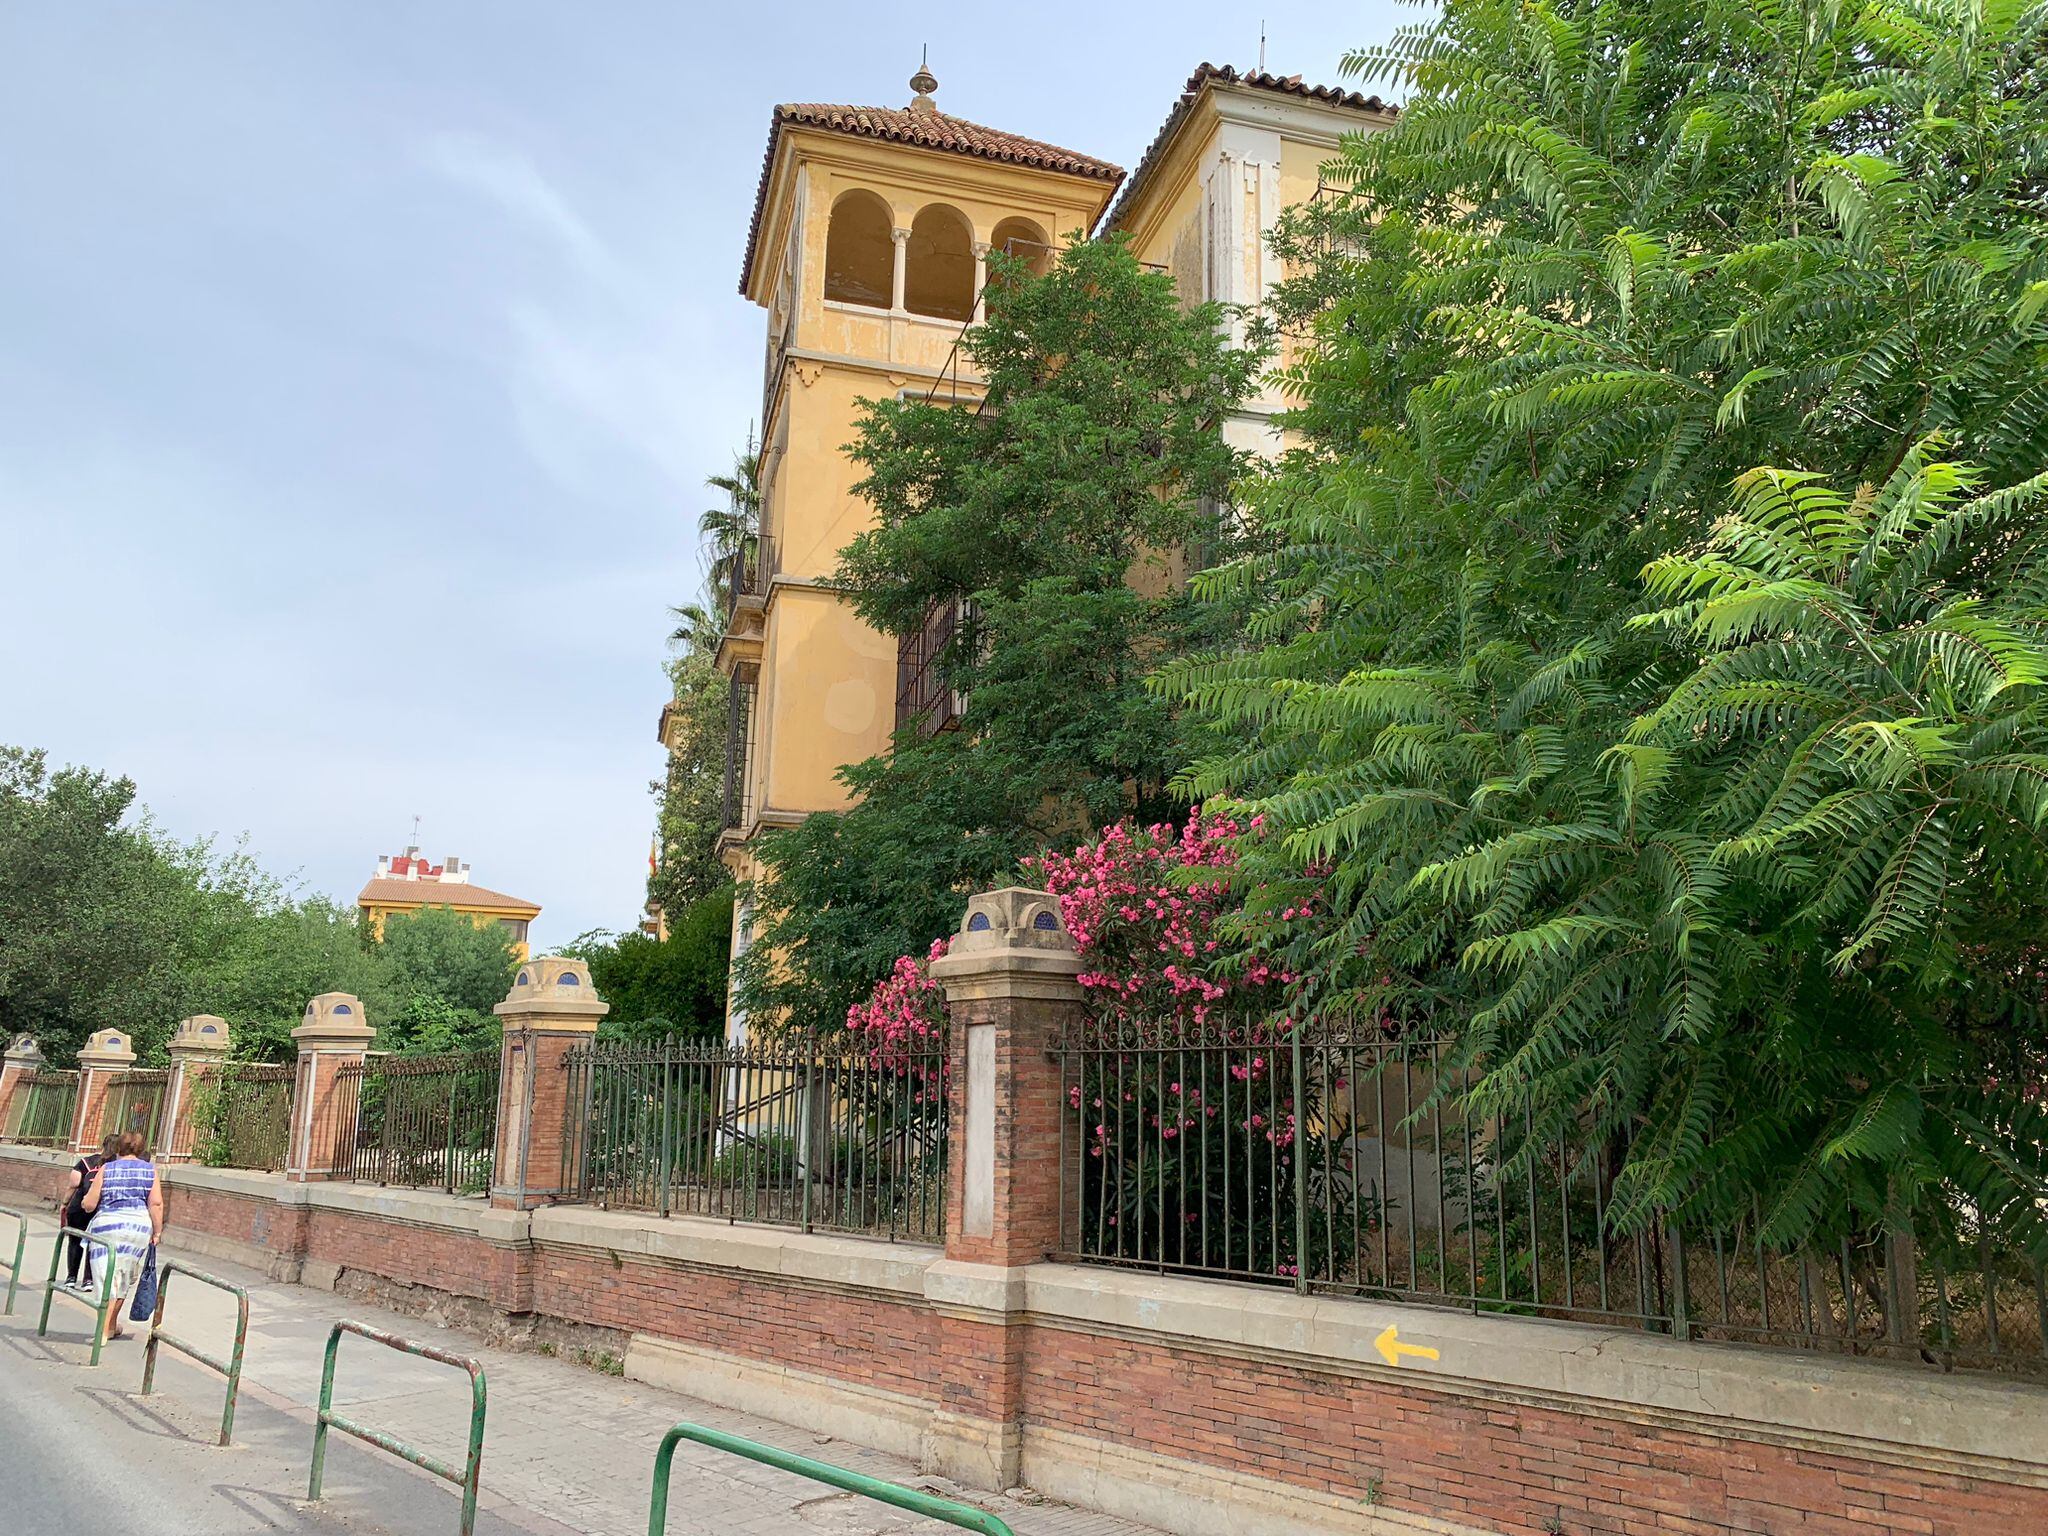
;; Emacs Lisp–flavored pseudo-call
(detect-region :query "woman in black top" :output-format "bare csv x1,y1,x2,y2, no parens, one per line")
61,1135,119,1290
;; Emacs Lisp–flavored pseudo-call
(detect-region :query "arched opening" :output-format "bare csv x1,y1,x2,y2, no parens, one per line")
904,204,975,321
990,217,1052,281
824,190,895,308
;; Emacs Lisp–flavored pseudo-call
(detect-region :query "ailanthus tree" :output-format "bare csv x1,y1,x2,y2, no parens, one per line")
1164,0,2048,1255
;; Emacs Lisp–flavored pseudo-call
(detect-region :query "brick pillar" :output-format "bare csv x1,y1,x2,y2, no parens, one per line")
492,956,609,1210
71,1029,137,1153
287,993,375,1182
0,1034,43,1135
924,887,1085,1490
161,1015,231,1162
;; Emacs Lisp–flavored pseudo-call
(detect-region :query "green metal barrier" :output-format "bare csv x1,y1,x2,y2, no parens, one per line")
647,1422,1016,1536
140,1259,250,1446
0,1207,24,1315
36,1226,117,1366
309,1320,488,1536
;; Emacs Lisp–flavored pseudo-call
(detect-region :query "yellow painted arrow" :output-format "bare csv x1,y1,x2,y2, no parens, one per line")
1374,1324,1440,1368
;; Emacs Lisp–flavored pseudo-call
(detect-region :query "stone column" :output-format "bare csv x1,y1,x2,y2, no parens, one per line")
890,226,911,313
972,241,990,323
492,956,609,1210
161,1015,231,1163
923,887,1085,1490
287,993,375,1182
0,1034,42,1136
71,1029,137,1153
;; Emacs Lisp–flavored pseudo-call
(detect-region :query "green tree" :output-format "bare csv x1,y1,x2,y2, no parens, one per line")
648,650,730,917
1165,0,2048,1251
369,904,519,1054
739,236,1266,1034
569,887,734,1041
0,747,206,1063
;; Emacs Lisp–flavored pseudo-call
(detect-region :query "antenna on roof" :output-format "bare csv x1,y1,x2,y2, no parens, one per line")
410,813,421,850
1259,21,1267,73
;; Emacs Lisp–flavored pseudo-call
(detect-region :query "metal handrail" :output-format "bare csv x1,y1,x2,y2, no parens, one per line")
310,1320,488,1536
141,1259,250,1446
648,1421,1015,1536
0,1206,24,1314
36,1225,118,1366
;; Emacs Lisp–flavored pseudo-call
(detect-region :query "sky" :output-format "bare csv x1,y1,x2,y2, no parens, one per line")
0,2,1407,953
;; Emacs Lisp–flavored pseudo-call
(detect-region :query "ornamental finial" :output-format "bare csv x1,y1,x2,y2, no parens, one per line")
909,47,939,114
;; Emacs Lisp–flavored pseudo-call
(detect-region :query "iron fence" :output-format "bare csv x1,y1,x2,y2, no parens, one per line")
1051,1020,2048,1376
101,1069,170,1148
332,1050,499,1195
559,1031,948,1242
172,1063,293,1170
1,1069,77,1148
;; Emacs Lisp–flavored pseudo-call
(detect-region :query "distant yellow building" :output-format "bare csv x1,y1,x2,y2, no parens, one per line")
704,61,1395,1034
356,847,541,960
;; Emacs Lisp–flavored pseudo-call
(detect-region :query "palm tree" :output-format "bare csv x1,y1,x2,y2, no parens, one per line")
672,437,764,657
699,440,762,622
667,600,721,654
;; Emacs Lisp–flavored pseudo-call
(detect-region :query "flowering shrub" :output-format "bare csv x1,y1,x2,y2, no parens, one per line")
844,812,1368,1281
844,937,949,1053
843,937,949,1128
1028,811,1294,1030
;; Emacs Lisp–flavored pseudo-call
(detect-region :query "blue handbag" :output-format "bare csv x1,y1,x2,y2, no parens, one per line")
128,1245,159,1323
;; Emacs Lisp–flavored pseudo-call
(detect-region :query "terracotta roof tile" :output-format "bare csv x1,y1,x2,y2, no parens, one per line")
1100,63,1397,236
738,103,1123,296
356,878,540,914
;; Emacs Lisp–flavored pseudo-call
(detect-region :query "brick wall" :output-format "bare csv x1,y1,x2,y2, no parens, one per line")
165,1180,288,1253
1020,1321,2048,1536
532,1241,940,1407
4,1141,2041,1536
0,1150,71,1205
303,1206,531,1312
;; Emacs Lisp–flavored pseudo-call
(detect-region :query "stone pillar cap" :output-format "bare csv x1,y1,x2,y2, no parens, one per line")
496,955,609,1021
5,1033,42,1066
929,887,1084,986
77,1028,138,1067
293,991,376,1046
169,1014,232,1054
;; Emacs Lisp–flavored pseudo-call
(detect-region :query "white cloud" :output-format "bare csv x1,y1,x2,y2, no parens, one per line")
419,130,730,515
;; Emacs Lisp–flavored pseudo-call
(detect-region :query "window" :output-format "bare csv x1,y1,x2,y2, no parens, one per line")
904,204,974,321
823,189,894,308
499,918,529,944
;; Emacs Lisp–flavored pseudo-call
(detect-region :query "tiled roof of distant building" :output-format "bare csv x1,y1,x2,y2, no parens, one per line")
739,102,1123,295
1099,63,1397,235
356,877,539,914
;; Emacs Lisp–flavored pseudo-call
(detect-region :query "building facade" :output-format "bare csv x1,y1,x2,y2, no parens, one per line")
356,847,542,960
706,63,1393,1033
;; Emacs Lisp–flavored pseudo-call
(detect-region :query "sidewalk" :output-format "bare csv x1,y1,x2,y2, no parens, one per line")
1,1206,1162,1536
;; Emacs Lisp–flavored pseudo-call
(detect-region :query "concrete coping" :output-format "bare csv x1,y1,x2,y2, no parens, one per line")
162,1163,307,1205
168,1015,232,1055
299,1180,533,1243
495,955,610,1023
531,1204,938,1297
293,992,375,1047
76,1028,137,1067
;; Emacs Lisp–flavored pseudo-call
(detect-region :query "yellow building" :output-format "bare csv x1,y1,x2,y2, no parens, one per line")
710,62,1394,1033
356,847,542,960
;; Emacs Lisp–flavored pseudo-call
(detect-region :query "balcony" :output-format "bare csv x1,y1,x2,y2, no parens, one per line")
721,671,759,833
713,537,771,676
895,599,967,738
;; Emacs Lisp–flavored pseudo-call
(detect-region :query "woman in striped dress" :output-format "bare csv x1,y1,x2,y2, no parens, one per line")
81,1130,163,1338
